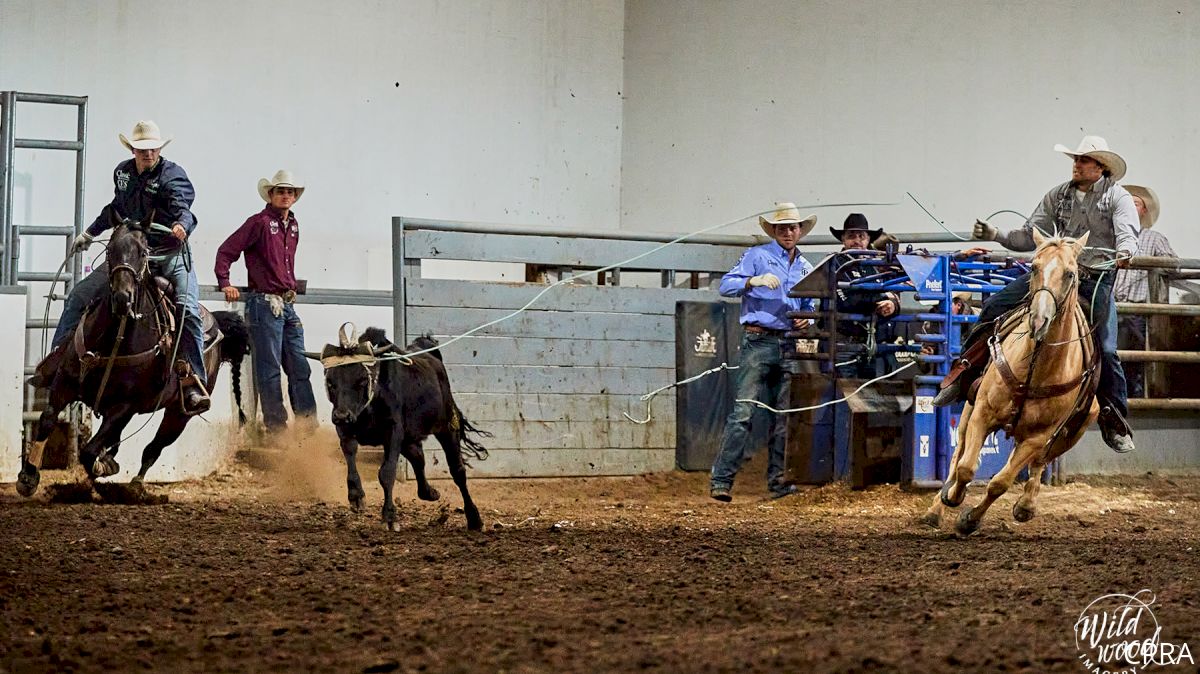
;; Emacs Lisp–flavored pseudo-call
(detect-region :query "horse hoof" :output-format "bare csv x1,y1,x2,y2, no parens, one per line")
93,457,120,478
16,465,40,497
418,486,440,502
919,512,941,529
940,482,964,508
1012,502,1036,523
955,508,981,537
467,514,484,532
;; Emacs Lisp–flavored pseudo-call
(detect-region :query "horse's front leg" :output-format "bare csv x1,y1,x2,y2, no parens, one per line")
923,403,973,527
80,405,136,478
18,384,78,496
957,435,1044,537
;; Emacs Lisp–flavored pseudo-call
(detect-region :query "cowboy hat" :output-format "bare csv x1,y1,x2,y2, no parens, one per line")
119,120,172,151
1053,135,1127,182
758,202,817,238
1123,184,1160,229
829,213,884,242
258,169,305,202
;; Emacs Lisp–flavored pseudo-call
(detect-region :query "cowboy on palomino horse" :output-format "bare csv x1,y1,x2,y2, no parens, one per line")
923,229,1101,534
933,135,1139,454
30,120,211,416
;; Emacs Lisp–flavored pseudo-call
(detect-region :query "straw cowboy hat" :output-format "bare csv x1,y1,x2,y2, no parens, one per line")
828,213,883,242
119,120,172,151
1053,135,1126,182
258,169,305,202
759,202,817,238
1123,184,1160,229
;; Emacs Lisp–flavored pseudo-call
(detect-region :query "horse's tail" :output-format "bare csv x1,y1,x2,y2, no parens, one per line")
454,401,491,462
213,311,251,426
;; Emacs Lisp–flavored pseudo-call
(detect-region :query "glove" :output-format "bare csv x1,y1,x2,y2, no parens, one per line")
748,273,781,289
871,232,899,251
71,232,94,254
972,219,999,241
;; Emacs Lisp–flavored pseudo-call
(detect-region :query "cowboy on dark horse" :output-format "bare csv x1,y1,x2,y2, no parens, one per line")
32,120,210,414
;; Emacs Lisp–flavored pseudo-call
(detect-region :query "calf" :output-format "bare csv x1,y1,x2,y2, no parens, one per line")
307,324,489,530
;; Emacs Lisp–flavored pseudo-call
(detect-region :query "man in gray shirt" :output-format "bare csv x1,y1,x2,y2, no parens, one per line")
934,135,1138,453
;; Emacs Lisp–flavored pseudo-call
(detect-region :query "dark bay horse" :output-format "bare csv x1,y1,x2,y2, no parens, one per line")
17,213,249,496
923,231,1100,535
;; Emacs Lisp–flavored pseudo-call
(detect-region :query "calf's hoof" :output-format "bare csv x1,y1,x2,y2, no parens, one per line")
1012,502,1036,523
16,464,40,497
918,512,941,529
955,508,981,537
417,485,441,502
466,512,484,531
386,520,400,532
349,496,364,512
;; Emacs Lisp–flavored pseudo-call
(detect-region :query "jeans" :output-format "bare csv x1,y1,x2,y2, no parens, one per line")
53,255,207,387
976,271,1127,417
710,332,792,493
245,293,317,431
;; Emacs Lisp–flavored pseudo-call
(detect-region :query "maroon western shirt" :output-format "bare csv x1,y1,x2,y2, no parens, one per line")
215,205,300,294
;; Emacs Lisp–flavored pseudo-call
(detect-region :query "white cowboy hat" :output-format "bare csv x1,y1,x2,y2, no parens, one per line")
758,202,817,238
1053,135,1126,182
258,169,305,202
1123,184,1160,229
119,120,172,151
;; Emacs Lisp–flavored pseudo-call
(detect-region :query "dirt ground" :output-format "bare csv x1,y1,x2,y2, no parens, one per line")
1,441,1197,674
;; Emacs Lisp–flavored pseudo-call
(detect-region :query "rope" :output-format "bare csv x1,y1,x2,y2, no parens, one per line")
384,201,901,363
737,362,916,415
623,362,740,424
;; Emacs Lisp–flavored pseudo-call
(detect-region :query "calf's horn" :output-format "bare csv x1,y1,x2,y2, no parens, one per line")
303,351,322,361
338,322,357,349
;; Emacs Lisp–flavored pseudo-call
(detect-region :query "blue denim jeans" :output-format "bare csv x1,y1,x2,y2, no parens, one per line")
710,332,792,494
977,271,1126,417
245,293,317,431
53,255,207,387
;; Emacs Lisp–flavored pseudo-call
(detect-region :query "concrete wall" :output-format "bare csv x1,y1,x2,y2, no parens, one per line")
621,1,1200,254
0,287,25,481
0,0,625,293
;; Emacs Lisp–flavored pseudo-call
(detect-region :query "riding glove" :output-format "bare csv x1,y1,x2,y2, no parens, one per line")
747,273,781,289
972,219,999,242
71,232,94,254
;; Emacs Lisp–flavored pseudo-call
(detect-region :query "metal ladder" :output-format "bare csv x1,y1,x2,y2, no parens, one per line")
0,91,89,459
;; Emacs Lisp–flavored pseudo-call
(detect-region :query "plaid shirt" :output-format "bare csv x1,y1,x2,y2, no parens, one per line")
1114,229,1176,302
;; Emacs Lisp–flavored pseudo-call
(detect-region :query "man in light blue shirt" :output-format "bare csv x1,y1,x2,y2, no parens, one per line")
710,203,817,502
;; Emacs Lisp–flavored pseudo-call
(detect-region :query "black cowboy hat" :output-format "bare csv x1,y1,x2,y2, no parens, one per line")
829,213,884,241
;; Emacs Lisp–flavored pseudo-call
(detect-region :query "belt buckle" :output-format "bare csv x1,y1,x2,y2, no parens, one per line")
282,290,297,303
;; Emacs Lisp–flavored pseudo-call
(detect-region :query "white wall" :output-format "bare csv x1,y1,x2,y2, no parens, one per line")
0,288,26,481
0,0,625,295
621,1,1200,254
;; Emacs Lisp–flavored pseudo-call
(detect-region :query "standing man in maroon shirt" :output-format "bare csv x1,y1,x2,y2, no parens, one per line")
215,170,317,435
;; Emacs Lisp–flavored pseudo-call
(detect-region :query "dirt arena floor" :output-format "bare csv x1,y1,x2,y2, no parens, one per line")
2,442,1197,674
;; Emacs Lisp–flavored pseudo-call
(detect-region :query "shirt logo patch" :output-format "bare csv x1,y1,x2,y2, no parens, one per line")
269,220,280,235
116,170,131,191
145,181,159,195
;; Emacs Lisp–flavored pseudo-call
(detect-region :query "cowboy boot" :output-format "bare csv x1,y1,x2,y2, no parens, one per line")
1098,406,1135,453
175,359,211,416
932,332,993,407
28,341,70,388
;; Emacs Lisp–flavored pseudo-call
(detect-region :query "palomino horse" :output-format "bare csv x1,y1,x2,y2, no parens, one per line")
923,230,1100,535
17,213,249,497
